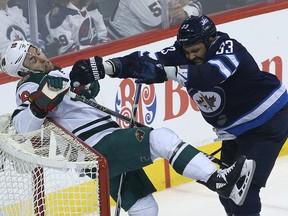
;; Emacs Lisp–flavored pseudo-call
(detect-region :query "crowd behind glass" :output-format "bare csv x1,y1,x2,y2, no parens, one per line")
0,0,274,59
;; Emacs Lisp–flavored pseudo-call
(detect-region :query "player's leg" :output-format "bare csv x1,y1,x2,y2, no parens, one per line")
127,193,158,216
94,127,158,214
149,127,255,204
218,140,239,214
149,127,216,181
109,169,158,215
219,104,288,215
219,183,261,216
220,141,261,216
94,127,154,178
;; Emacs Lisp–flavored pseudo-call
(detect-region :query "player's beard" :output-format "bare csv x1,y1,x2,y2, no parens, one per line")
194,58,205,65
189,57,205,65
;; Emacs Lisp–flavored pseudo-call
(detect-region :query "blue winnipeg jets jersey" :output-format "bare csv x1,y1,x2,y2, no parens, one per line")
154,32,288,139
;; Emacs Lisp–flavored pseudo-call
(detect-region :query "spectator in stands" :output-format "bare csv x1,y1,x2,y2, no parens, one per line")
45,0,109,56
0,0,45,58
107,0,202,40
8,0,54,57
169,0,202,25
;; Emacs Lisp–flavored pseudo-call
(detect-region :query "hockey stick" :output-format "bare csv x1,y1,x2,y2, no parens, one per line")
67,91,147,127
114,83,142,216
204,147,229,168
210,147,222,157
203,152,228,168
67,91,228,167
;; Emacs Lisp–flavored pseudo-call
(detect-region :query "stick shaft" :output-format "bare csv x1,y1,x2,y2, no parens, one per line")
67,91,147,127
129,84,142,126
115,84,142,216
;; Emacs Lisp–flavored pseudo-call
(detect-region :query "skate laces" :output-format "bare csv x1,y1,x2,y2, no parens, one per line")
217,163,236,183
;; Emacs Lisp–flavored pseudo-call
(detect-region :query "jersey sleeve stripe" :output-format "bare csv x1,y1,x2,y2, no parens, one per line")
207,59,233,78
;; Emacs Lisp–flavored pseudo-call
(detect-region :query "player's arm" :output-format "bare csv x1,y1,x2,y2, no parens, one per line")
183,0,203,16
91,8,109,43
135,38,242,87
163,64,227,88
12,74,69,133
68,41,188,87
69,51,145,87
134,57,232,89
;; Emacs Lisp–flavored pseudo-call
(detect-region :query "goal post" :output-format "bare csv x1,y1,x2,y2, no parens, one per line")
0,114,110,216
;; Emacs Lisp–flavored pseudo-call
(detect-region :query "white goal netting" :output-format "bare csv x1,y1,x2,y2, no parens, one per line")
0,114,110,216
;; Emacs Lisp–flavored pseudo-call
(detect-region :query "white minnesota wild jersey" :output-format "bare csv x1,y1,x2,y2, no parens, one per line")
0,6,30,58
13,71,119,148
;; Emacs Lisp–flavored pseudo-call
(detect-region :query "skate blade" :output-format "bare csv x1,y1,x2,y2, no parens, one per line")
229,159,256,206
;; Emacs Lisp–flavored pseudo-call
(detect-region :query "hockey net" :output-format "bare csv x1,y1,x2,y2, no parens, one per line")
0,114,110,216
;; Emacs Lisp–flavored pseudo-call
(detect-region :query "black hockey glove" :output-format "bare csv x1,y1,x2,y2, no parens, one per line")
29,75,69,118
134,55,167,84
70,57,105,87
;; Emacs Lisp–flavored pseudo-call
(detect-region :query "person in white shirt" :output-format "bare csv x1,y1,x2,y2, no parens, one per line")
45,0,109,56
107,0,202,40
0,0,46,58
0,0,29,58
169,0,202,25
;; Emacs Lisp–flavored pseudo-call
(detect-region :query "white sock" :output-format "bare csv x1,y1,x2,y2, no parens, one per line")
127,194,158,216
182,152,217,182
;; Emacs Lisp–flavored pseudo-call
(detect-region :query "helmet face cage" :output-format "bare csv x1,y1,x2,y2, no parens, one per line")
0,40,33,78
177,15,216,48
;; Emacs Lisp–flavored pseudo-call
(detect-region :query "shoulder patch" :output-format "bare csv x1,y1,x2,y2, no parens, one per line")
135,129,145,142
17,73,46,91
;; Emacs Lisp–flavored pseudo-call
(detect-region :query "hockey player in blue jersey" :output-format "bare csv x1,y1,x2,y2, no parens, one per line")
68,15,288,215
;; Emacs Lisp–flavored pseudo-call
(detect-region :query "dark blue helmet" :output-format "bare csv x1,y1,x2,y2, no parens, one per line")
177,15,217,48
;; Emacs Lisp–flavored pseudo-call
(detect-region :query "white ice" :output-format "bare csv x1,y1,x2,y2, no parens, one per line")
111,155,288,216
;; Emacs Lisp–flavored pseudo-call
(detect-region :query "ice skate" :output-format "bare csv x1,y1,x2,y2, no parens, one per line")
204,155,256,205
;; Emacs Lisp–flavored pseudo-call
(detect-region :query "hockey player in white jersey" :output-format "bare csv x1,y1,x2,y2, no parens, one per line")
107,0,202,40
1,40,256,215
45,0,109,56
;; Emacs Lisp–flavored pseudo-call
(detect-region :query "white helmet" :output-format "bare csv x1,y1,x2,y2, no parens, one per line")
0,40,33,78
